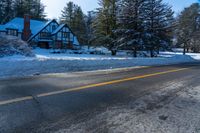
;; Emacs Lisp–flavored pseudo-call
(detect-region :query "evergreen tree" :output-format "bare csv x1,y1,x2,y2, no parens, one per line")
176,3,200,54
73,6,87,44
115,0,145,57
115,0,174,57
85,11,96,47
0,0,14,24
93,0,119,55
0,0,7,24
60,1,87,44
31,0,46,20
0,0,47,23
60,1,75,27
13,0,46,20
142,0,174,56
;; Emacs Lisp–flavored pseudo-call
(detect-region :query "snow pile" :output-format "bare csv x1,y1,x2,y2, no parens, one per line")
0,48,198,79
55,79,200,133
0,35,34,57
80,46,111,55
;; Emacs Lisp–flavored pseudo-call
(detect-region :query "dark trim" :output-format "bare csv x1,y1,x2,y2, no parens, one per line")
6,28,19,36
6,28,18,30
51,24,65,35
51,24,77,45
51,23,75,36
28,19,59,42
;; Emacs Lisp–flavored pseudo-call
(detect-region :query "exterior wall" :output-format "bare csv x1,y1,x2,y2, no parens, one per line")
18,33,22,39
31,21,59,48
0,19,80,50
32,21,59,42
0,20,79,50
38,41,50,49
53,26,75,49
0,31,6,36
0,31,22,39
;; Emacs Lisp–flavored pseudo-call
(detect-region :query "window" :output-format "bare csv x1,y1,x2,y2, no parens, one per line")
62,32,69,38
7,29,18,36
40,32,48,38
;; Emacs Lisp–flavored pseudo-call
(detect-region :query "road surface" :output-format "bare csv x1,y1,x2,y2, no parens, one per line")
0,62,200,133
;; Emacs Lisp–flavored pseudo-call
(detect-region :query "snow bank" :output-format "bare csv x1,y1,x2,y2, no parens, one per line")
0,48,198,79
0,35,34,57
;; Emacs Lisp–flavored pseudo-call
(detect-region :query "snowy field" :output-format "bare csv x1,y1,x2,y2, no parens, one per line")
0,48,199,79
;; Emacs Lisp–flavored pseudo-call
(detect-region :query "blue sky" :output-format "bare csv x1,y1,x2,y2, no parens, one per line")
41,0,198,19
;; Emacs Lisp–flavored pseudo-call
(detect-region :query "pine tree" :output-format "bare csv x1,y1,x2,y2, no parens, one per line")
142,0,174,56
13,0,25,17
93,0,119,55
0,0,14,24
60,1,87,44
73,6,87,44
85,11,96,47
0,0,45,23
60,1,75,27
115,0,145,57
0,0,7,24
13,0,46,20
115,0,174,57
176,3,200,54
31,0,46,20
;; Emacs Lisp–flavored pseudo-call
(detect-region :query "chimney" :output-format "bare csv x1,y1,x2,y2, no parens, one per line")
22,14,31,41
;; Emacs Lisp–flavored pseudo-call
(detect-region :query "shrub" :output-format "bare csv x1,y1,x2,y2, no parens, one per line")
0,35,34,57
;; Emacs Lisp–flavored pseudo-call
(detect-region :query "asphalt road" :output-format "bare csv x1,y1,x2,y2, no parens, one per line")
0,62,200,133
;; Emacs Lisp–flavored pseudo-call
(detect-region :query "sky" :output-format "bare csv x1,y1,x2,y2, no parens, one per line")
41,0,199,19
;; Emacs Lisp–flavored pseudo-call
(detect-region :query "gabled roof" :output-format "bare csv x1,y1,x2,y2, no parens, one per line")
1,17,46,35
28,19,58,42
51,23,80,46
51,24,65,35
51,23,75,35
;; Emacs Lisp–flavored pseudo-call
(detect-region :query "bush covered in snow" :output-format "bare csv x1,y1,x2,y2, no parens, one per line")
0,35,34,57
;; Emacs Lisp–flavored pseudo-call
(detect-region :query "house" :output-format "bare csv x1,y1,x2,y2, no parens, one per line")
0,15,80,49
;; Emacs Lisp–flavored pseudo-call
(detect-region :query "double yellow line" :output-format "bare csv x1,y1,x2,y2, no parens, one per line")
0,67,189,106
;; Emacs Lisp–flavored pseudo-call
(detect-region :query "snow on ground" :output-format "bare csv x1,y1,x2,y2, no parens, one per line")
0,35,34,57
55,77,200,133
0,48,199,79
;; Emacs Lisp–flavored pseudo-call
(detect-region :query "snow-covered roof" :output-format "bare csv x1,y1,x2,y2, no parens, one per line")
51,24,65,35
73,36,80,46
2,17,46,35
0,25,5,31
1,17,80,46
28,19,57,42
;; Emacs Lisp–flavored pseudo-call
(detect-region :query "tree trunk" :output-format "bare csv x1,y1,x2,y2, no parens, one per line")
132,47,137,57
186,48,189,52
183,43,186,55
111,49,117,56
150,48,154,57
156,47,160,55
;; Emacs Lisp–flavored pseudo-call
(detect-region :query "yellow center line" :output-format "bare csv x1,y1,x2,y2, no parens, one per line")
0,67,189,106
